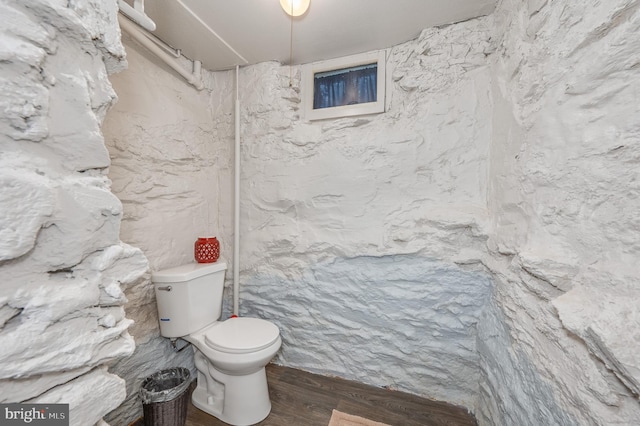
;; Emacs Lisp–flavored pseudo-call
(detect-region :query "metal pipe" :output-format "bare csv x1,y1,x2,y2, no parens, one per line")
118,14,204,90
233,65,240,316
139,29,182,58
118,2,180,58
170,338,191,352
118,0,156,32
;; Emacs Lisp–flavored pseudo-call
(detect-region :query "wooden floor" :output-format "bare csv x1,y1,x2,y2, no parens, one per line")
182,364,477,426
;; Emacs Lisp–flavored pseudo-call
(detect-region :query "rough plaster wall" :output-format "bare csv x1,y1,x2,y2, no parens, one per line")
101,37,234,424
0,1,147,425
238,18,495,408
477,0,640,424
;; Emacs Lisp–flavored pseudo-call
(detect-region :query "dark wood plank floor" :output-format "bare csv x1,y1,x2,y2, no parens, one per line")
183,364,477,426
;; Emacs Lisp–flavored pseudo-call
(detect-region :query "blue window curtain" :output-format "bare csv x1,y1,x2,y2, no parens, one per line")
313,63,377,109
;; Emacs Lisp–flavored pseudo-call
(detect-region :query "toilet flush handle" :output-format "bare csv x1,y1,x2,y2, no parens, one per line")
157,286,172,292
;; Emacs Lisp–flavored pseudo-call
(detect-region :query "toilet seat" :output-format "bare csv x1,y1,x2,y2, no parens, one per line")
204,317,280,354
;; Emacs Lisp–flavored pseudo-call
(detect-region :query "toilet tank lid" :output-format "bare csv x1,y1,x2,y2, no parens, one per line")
152,261,227,283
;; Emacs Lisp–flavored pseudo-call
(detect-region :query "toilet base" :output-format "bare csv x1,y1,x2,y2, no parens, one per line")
192,366,271,426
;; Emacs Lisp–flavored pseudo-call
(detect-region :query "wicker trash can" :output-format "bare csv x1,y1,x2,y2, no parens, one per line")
139,367,191,426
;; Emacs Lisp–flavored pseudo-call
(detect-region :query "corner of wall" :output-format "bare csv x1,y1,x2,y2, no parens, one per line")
0,1,147,425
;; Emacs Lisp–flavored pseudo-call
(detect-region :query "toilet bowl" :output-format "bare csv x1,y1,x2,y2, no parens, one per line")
151,262,281,426
186,317,281,425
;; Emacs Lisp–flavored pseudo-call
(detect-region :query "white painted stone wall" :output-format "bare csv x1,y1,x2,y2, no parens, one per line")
0,1,147,425
9,0,633,424
237,18,496,409
477,0,640,424
101,36,235,424
236,1,640,423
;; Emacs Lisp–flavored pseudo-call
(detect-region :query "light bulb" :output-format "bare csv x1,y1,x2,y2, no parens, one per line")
280,0,310,17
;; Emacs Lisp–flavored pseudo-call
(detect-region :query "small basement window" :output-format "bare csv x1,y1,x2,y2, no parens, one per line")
303,51,386,121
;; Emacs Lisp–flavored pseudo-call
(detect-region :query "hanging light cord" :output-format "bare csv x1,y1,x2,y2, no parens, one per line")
289,2,294,86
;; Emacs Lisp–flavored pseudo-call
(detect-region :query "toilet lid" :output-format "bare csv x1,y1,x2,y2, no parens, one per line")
204,317,280,354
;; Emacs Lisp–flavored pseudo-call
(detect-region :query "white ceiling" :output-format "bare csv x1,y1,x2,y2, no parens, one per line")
138,0,496,71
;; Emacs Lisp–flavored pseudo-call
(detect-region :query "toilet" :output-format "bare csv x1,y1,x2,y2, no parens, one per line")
151,261,281,426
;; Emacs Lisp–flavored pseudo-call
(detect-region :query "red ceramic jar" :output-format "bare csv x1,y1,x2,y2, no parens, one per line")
194,237,220,263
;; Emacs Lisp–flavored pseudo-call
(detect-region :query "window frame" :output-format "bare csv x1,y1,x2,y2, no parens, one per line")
302,50,386,121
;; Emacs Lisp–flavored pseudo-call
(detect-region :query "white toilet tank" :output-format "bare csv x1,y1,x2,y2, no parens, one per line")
151,261,227,338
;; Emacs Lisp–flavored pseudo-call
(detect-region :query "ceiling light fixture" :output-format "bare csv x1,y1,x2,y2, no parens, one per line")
280,0,310,17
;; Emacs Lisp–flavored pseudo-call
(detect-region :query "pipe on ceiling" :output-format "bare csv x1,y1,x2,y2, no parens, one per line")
118,0,156,32
118,14,204,91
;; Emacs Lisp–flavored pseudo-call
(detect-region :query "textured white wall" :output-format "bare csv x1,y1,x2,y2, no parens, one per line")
104,39,234,273
101,36,235,424
477,0,640,424
6,0,636,424
0,1,147,425
237,18,495,408
235,1,640,422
